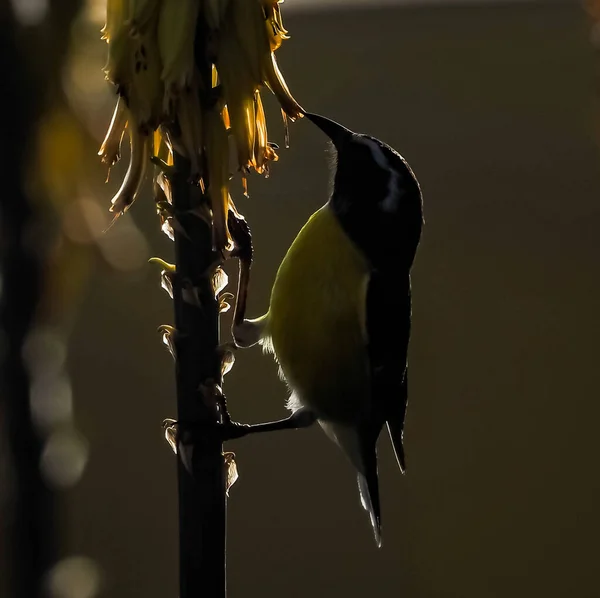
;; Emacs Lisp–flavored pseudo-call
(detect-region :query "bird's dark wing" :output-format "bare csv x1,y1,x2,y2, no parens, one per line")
365,270,412,473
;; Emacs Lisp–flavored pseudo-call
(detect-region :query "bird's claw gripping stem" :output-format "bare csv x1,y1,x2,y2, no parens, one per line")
170,409,316,443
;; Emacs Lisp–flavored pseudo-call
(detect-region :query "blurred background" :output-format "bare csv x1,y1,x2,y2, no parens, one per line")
1,0,599,597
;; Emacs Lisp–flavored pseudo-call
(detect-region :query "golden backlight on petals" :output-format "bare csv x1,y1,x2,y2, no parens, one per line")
282,110,290,148
99,0,303,252
152,128,174,167
98,96,127,168
108,126,149,218
221,105,231,130
263,0,290,53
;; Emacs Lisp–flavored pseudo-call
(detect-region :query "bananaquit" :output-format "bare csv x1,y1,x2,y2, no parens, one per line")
231,112,424,547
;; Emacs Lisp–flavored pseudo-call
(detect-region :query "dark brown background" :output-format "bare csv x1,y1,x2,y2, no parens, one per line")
45,2,600,597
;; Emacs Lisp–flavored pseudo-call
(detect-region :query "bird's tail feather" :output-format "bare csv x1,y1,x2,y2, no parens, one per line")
357,451,382,548
319,420,383,546
386,419,406,474
386,371,408,473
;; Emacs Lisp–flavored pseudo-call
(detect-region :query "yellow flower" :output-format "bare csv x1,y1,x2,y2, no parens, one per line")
99,0,303,253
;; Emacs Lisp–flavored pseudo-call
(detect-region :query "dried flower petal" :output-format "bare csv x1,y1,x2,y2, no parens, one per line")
157,324,177,360
219,292,234,313
224,451,239,495
160,270,175,298
212,266,229,297
161,218,175,241
162,418,178,454
220,348,235,377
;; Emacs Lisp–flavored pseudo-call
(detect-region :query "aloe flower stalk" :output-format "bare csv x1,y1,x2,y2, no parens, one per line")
98,1,304,596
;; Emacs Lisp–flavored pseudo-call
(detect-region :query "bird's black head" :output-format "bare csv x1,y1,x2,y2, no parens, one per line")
306,112,423,271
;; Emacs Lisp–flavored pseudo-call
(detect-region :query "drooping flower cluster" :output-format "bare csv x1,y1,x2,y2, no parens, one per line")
99,0,303,250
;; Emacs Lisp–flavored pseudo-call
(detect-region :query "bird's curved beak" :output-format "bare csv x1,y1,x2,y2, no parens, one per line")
304,112,354,148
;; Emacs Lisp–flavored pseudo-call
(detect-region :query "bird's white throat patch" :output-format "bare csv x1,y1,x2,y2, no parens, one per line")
358,137,401,213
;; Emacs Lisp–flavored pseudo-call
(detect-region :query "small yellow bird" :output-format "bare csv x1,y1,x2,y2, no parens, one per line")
229,113,423,546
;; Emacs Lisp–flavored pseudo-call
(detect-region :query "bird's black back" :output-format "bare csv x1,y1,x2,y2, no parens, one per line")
330,133,422,464
324,130,423,543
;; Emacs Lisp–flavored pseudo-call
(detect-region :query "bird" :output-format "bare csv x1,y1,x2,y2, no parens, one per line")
231,112,424,547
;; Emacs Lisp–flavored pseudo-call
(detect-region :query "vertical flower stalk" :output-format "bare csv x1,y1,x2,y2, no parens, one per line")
170,147,226,598
99,1,303,596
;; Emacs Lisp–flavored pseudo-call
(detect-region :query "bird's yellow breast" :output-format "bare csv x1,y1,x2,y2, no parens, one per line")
265,204,371,422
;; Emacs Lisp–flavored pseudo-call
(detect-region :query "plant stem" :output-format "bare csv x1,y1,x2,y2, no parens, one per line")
170,152,227,598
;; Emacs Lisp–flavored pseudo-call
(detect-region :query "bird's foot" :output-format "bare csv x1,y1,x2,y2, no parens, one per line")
166,409,316,444
220,409,316,439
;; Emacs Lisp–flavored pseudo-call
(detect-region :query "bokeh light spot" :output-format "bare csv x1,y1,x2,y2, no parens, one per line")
23,327,67,378
62,197,107,245
41,429,89,488
98,216,150,272
47,556,102,598
30,374,73,430
11,0,49,26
